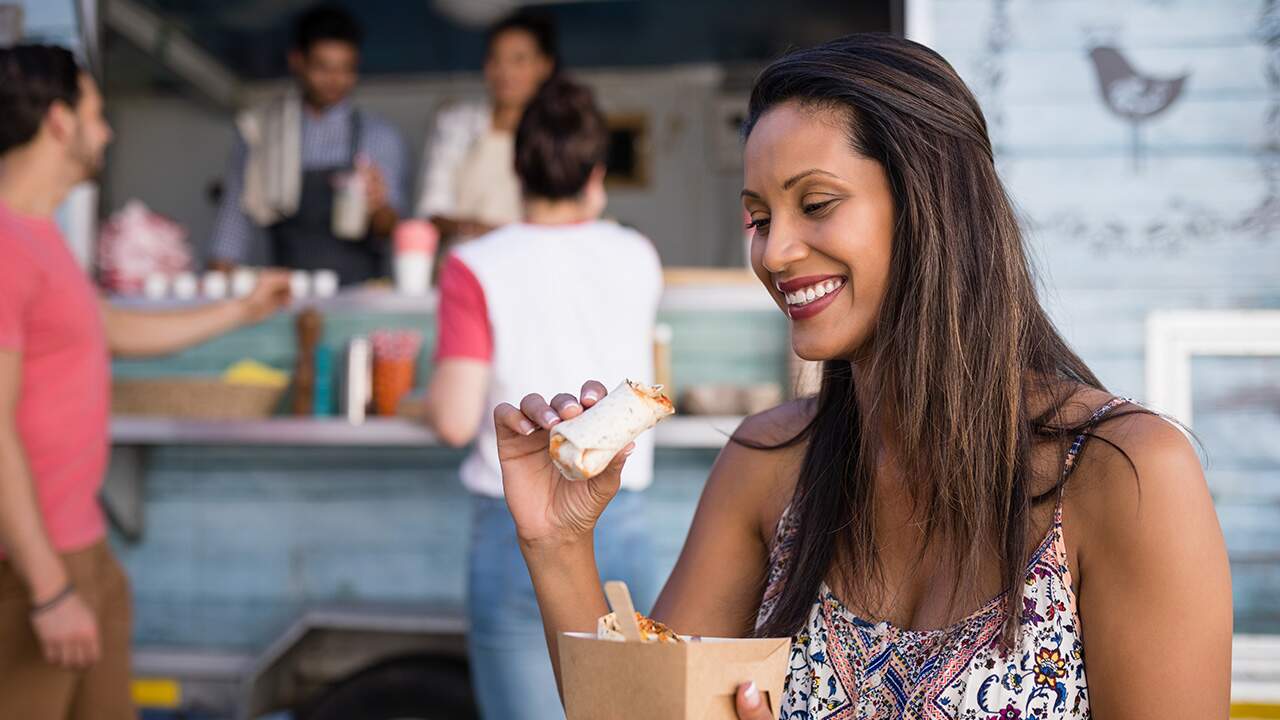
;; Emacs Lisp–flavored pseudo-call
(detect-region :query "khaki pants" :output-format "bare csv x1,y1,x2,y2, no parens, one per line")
0,541,136,720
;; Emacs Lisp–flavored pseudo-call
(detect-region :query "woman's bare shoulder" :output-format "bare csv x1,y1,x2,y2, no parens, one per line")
730,396,818,448
709,398,817,543
1063,394,1215,564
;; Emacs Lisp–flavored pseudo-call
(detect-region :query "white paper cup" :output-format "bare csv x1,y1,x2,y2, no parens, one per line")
289,270,311,300
143,273,170,300
332,172,368,240
312,269,339,298
231,268,257,298
202,271,229,300
172,272,198,300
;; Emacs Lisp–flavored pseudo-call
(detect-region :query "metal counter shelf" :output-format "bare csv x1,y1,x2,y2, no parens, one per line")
110,414,741,448
105,415,742,540
107,281,777,313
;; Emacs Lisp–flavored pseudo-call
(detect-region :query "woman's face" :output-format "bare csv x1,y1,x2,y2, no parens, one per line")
484,30,554,110
743,102,896,361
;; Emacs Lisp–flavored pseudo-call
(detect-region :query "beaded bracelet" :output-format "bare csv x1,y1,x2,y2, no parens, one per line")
30,582,76,617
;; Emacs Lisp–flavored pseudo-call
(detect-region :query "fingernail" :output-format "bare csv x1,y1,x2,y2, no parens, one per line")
518,420,537,436
582,390,599,403
541,410,561,426
622,443,636,456
566,402,582,412
744,682,760,708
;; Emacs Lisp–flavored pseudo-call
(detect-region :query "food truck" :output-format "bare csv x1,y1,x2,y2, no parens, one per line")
6,1,1278,718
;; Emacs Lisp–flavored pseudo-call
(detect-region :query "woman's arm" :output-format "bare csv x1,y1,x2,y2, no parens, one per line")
399,359,490,447
650,403,807,637
496,390,805,693
101,271,291,358
398,254,493,445
1072,414,1232,718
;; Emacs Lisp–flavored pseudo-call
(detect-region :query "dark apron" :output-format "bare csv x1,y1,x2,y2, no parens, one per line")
268,111,388,286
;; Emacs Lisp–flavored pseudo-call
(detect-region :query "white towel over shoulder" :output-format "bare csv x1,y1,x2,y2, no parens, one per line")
237,92,303,226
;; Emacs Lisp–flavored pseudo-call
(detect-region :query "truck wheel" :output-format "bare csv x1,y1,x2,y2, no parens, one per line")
301,657,478,720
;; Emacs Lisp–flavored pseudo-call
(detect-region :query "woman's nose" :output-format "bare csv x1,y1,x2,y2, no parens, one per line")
759,220,809,274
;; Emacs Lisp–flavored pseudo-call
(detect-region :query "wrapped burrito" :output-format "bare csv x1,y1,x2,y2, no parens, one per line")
549,380,674,481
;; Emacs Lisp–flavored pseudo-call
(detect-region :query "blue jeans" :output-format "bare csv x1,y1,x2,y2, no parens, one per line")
467,490,659,720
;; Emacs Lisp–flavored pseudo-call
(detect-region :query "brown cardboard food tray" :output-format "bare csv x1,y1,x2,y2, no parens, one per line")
559,631,789,719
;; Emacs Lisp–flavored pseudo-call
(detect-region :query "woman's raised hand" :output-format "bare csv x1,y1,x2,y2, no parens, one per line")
493,380,634,549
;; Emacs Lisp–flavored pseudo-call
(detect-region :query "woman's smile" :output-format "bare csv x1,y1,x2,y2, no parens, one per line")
776,274,848,320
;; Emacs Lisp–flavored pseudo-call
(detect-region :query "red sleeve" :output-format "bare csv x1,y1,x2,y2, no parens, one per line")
0,225,38,351
434,253,493,363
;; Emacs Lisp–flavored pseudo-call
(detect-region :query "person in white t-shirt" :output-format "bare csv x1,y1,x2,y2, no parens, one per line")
401,76,663,720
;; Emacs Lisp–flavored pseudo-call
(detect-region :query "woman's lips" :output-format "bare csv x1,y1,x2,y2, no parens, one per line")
786,280,845,320
774,275,848,321
775,274,844,293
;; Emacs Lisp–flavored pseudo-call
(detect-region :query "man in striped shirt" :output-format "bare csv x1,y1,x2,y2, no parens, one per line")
209,4,408,286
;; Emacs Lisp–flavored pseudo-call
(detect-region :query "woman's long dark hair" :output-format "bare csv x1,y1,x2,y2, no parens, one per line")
748,34,1141,644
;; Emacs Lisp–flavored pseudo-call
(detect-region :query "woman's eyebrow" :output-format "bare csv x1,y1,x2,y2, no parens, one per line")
742,168,843,199
782,168,840,189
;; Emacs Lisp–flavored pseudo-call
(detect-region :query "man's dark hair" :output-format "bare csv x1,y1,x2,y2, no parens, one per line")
515,76,607,200
486,10,559,68
0,44,82,155
293,4,363,53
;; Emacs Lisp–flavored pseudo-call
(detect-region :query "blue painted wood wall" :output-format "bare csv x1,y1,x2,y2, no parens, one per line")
933,0,1280,633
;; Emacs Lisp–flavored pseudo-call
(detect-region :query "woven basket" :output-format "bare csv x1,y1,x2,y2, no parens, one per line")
112,378,285,420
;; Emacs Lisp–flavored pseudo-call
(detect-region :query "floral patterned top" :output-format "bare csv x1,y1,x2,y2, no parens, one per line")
755,397,1131,720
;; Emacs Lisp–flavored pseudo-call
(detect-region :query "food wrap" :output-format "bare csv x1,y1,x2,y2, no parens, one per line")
549,380,674,481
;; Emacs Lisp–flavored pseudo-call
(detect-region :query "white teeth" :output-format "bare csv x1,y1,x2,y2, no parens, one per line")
783,278,845,306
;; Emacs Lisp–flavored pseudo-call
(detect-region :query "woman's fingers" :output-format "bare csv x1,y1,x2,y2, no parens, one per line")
735,682,774,720
498,382,608,441
550,393,584,419
579,380,608,407
494,402,537,437
520,393,561,430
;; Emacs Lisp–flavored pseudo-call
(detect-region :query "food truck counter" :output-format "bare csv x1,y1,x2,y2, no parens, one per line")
106,272,797,717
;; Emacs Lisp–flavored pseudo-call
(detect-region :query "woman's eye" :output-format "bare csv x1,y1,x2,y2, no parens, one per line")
746,217,771,232
803,200,835,215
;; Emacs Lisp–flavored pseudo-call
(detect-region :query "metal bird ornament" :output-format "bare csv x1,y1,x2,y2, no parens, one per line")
1088,46,1189,173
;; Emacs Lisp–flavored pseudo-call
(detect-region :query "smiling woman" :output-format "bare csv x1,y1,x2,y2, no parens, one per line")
495,33,1232,720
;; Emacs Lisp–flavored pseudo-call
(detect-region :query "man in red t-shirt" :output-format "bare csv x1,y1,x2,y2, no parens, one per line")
0,46,291,719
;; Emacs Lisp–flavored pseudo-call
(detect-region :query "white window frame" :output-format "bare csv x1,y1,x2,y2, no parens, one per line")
1145,309,1280,704
1145,310,1280,427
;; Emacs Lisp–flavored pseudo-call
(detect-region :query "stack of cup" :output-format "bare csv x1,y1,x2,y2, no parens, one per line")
370,329,423,416
393,220,439,296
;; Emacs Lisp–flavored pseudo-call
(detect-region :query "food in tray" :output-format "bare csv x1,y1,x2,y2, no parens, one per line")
549,380,674,481
597,611,683,644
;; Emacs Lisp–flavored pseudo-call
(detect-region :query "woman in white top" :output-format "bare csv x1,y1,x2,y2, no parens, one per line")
415,11,558,241
402,77,663,720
